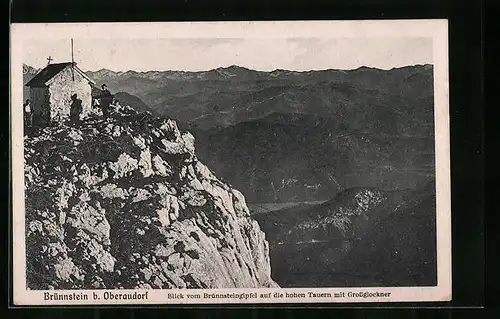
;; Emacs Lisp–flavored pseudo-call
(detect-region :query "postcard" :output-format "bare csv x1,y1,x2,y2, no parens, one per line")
10,20,451,305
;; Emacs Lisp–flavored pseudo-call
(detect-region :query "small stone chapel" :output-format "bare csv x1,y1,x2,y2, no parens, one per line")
25,61,96,127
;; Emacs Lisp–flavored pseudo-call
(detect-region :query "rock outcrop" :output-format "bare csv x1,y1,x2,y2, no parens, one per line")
24,103,277,289
254,184,436,287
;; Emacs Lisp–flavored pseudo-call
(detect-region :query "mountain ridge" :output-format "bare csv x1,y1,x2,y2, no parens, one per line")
23,63,433,78
83,63,433,74
254,181,436,287
81,63,434,130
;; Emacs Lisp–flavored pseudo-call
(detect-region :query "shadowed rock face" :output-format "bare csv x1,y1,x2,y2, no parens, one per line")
254,183,437,287
24,104,277,289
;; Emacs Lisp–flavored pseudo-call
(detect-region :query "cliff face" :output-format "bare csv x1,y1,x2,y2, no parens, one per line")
24,104,277,289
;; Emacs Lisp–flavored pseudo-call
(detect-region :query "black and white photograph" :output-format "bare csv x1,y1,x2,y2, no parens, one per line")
11,21,451,304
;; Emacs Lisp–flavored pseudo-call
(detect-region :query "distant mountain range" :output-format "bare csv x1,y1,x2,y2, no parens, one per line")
23,63,435,202
82,64,434,133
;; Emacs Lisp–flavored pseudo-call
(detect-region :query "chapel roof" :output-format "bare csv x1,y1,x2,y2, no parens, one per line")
25,62,95,87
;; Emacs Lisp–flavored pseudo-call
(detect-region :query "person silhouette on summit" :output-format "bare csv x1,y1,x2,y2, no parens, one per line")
69,94,83,126
23,99,32,128
99,84,113,119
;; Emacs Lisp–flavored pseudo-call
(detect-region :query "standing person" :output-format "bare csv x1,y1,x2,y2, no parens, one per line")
100,84,113,119
69,94,83,126
23,99,32,129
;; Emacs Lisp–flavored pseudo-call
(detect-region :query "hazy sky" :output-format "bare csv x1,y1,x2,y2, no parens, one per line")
23,37,433,72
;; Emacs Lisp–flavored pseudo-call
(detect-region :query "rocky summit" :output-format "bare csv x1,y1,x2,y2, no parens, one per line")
24,103,277,290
